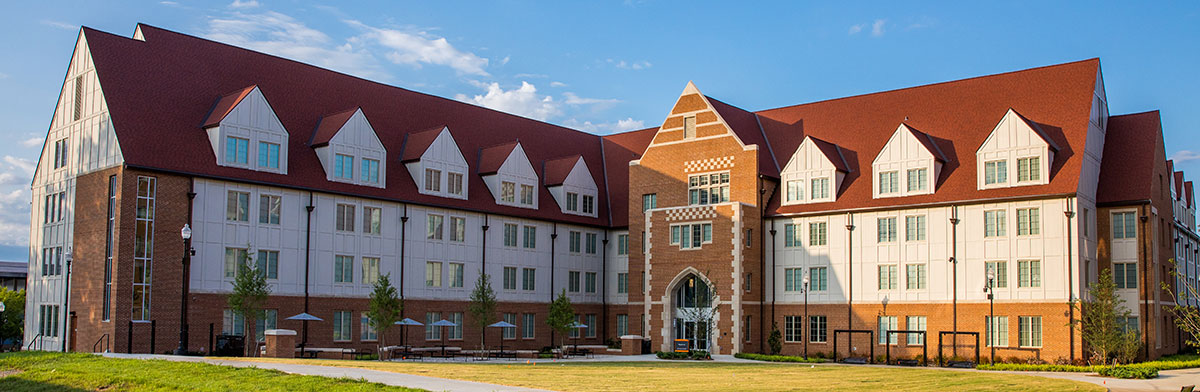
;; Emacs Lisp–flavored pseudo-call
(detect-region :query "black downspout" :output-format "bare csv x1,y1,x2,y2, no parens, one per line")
769,220,777,337
1140,209,1150,360
481,215,489,348
62,257,70,352
550,223,558,348
846,213,855,338
758,185,766,352
400,205,409,316
950,206,959,352
1065,198,1076,362
602,233,609,343
303,193,314,349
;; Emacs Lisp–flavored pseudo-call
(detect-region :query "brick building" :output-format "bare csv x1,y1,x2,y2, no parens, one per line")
25,24,1198,362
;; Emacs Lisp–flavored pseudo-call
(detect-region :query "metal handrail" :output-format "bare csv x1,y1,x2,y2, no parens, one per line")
26,334,43,351
93,334,110,353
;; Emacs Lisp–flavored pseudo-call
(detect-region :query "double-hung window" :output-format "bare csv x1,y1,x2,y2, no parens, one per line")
907,168,927,192
1018,260,1041,288
809,222,827,245
225,136,249,164
503,224,518,247
500,182,515,203
361,158,380,183
878,171,899,194
1018,316,1042,347
523,226,537,248
878,265,898,290
427,214,444,240
425,168,441,191
335,204,355,232
519,184,534,205
688,172,730,205
1016,208,1040,235
226,191,249,222
784,224,801,247
363,207,382,235
258,195,281,224
877,217,897,243
257,141,280,169
448,172,464,195
984,210,1006,237
334,154,354,179
905,215,926,241
1017,157,1040,182
810,178,830,199
984,160,1007,185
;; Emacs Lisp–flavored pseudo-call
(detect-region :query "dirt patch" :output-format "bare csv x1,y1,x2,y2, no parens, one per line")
0,369,21,378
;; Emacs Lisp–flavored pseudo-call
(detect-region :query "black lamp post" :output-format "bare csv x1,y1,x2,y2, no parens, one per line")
984,269,995,364
174,224,193,355
803,271,810,360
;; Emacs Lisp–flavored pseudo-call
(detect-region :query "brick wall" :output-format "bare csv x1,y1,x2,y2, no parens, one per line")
69,166,121,352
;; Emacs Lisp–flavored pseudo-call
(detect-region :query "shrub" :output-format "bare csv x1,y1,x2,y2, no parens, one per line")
733,352,826,363
1099,365,1158,379
976,363,1103,373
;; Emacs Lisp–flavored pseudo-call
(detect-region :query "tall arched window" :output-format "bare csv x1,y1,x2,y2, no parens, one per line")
674,274,711,309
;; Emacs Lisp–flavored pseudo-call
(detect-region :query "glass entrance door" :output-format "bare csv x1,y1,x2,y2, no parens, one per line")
673,318,709,350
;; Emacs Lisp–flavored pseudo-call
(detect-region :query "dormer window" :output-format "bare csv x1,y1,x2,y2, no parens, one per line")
1016,157,1040,182
872,124,946,199
878,171,899,194
977,109,1056,190
811,177,830,200
334,154,354,180
780,136,850,205
907,168,928,191
984,160,1007,185
425,168,441,191
402,126,468,199
567,192,579,211
683,116,696,139
689,172,729,205
582,195,595,214
501,181,516,203
361,158,380,184
786,180,804,202
544,155,598,217
204,86,290,174
448,173,464,195
312,108,386,188
225,137,249,164
258,142,280,169
479,142,539,210
520,184,534,205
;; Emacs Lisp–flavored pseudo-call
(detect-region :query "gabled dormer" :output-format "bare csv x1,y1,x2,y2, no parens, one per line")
780,136,851,205
203,85,289,174
311,108,386,188
478,142,538,209
872,123,947,198
402,126,468,200
544,156,598,217
976,109,1058,190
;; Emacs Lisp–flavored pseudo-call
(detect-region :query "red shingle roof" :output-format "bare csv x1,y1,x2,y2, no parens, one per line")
904,124,949,163
601,127,656,226
1187,181,1194,209
543,155,582,186
1097,111,1163,205
202,85,256,128
310,108,358,147
707,96,779,177
809,136,852,173
1174,171,1185,201
477,142,519,175
399,125,447,163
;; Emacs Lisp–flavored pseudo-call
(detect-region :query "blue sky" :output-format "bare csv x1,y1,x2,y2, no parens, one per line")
0,1,1198,260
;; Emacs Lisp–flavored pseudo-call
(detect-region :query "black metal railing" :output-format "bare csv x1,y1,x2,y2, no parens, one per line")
93,334,110,353
26,334,43,351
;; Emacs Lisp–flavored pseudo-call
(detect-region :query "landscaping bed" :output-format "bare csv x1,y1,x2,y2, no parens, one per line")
976,353,1200,379
733,353,827,363
655,350,712,360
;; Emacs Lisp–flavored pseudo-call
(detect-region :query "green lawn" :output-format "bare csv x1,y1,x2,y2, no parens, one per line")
240,357,1106,392
0,352,421,391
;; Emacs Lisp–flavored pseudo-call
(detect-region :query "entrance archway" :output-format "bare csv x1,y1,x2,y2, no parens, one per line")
671,273,713,351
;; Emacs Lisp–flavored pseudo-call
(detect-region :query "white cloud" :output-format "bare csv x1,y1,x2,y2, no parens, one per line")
160,1,179,5
562,117,645,135
1172,150,1200,163
346,20,489,76
871,19,886,37
0,156,36,247
20,137,43,148
563,92,619,106
514,73,547,79
499,56,510,66
848,23,865,35
455,82,561,121
229,0,259,8
202,11,389,80
3,156,35,177
607,59,652,70
549,81,567,88
41,20,76,31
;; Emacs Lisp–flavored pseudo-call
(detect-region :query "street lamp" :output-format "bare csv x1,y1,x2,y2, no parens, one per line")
174,224,193,355
803,271,810,360
984,268,996,364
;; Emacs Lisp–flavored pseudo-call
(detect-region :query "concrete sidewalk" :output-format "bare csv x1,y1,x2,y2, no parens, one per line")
101,353,554,392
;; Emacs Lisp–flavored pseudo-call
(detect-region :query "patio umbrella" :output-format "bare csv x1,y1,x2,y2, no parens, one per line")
286,313,324,354
570,322,588,352
394,318,423,350
431,319,458,356
487,321,517,354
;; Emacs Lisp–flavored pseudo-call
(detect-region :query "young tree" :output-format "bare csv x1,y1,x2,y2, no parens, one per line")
228,252,270,357
0,287,25,350
467,271,497,351
1162,262,1200,351
1070,268,1135,365
546,289,575,350
768,321,783,355
367,273,402,360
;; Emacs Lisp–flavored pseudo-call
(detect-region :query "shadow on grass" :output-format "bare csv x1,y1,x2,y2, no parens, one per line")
0,377,91,392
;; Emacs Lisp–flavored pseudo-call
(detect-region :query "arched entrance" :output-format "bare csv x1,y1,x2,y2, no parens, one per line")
672,273,713,351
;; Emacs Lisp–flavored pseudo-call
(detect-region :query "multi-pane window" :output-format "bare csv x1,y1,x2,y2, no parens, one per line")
569,231,582,253
53,138,70,169
522,268,536,291
985,261,1008,288
1018,316,1042,347
810,267,828,291
334,154,354,179
586,314,597,337
786,180,804,202
906,264,927,290
523,226,537,249
334,255,354,283
222,309,244,336
617,234,629,255
335,204,355,232
878,265,898,290
448,172,464,195
1016,208,1040,235
1117,316,1139,335
38,305,61,338
905,215,926,241
670,223,713,250
225,136,249,164
877,217,897,243
449,217,465,242
1114,262,1138,289
1112,211,1137,239
688,172,730,205
425,262,442,287
333,311,352,341
226,191,250,221
567,192,579,211
907,316,927,345
585,233,598,254
503,267,518,290
1016,157,1040,182
256,310,277,342
258,142,280,169
582,195,595,214
425,168,441,191
809,222,828,246
522,313,536,338
519,184,534,205
1018,260,1041,288
879,171,899,194
361,314,378,341
784,224,801,247
809,315,827,343
223,248,248,278
617,273,629,294
43,192,65,224
810,178,830,199
361,158,380,183
785,316,804,342
256,250,279,279
427,214,444,240
907,168,927,192
449,312,464,340
503,313,517,339
449,263,464,288
503,223,518,247
986,316,1009,347
784,268,805,292
682,115,696,138
585,272,597,293
642,193,657,211
133,177,156,321
362,257,380,285
616,314,629,337
425,312,441,340
878,316,898,344
984,160,1007,185
41,247,62,276
363,207,382,235
568,271,582,292
984,210,1006,237
103,175,116,321
258,195,281,225
500,181,515,203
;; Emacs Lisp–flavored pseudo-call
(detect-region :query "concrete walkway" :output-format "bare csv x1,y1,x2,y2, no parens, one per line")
101,353,552,392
